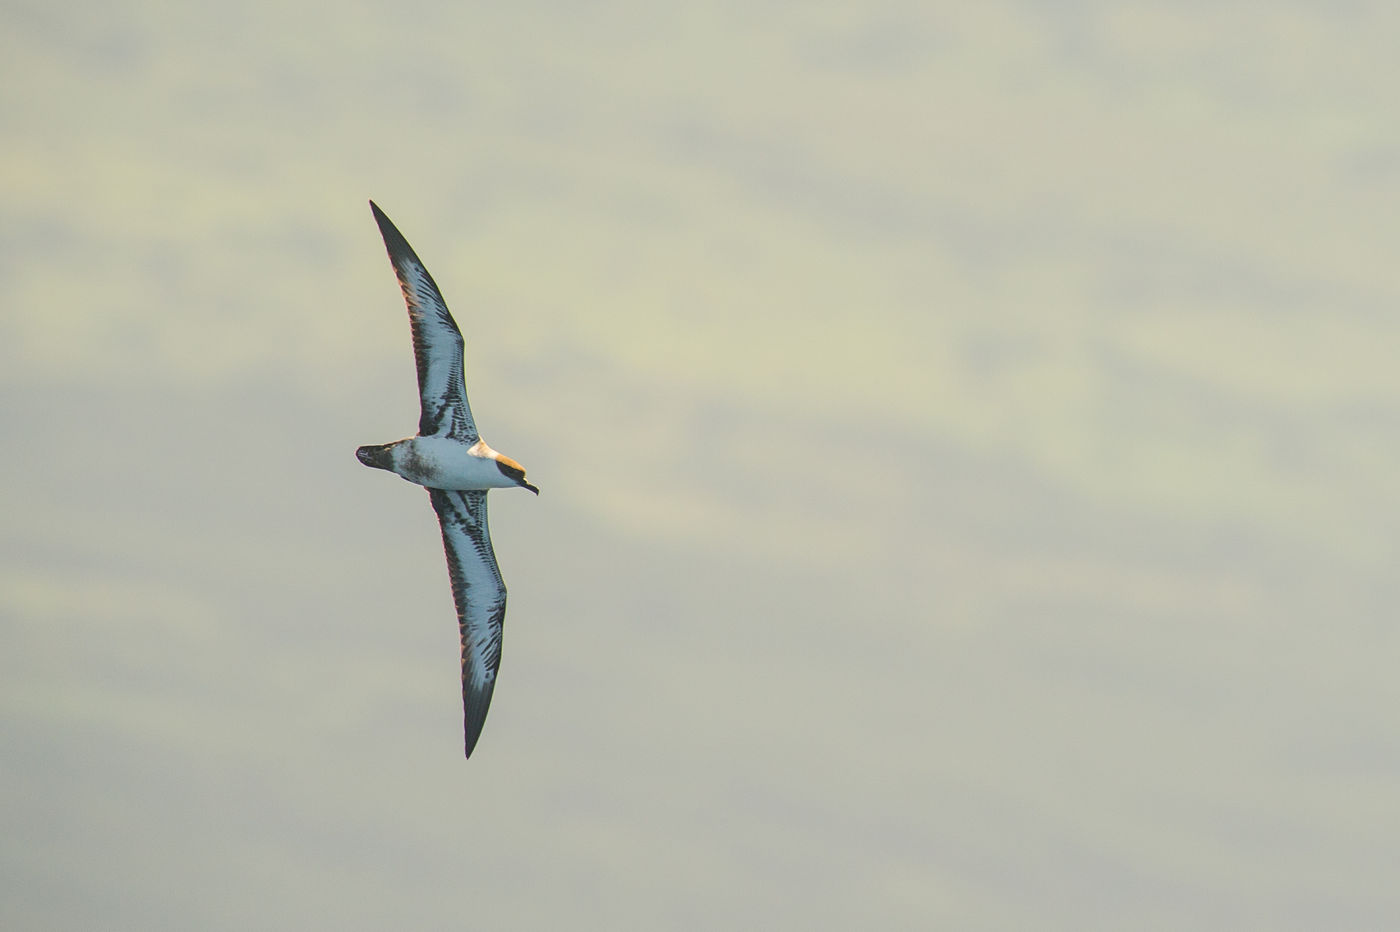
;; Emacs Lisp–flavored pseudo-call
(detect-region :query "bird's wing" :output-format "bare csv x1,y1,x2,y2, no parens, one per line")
428,488,506,758
370,201,479,443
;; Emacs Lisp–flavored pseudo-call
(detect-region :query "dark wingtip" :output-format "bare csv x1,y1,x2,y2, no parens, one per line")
369,199,400,240
463,702,489,759
367,200,426,274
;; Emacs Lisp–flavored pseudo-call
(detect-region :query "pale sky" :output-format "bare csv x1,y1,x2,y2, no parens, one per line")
4,2,1399,929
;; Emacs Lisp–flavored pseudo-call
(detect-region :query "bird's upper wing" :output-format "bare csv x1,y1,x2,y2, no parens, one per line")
370,201,479,443
428,488,506,758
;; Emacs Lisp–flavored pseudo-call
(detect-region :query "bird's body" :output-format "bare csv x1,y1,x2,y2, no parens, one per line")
357,436,534,492
356,200,536,758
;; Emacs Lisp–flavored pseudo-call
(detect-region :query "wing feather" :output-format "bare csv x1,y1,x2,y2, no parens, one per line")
370,201,479,442
428,488,506,758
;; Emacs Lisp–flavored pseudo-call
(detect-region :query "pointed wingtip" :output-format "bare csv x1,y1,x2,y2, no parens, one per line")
463,718,485,759
461,679,494,760
367,200,418,267
368,199,395,236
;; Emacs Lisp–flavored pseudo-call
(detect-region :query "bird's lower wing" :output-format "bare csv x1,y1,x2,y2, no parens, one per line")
428,489,507,758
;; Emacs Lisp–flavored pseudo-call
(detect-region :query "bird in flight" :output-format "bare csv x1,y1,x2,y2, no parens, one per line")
356,200,538,758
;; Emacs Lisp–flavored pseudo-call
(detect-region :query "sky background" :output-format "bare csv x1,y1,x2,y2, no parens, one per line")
4,1,1399,928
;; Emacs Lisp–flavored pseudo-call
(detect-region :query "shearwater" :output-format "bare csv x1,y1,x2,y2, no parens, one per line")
356,200,537,758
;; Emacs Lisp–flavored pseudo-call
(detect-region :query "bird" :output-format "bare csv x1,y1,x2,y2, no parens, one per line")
356,200,538,758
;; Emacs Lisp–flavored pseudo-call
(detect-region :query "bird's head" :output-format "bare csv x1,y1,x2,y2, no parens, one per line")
494,454,539,495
